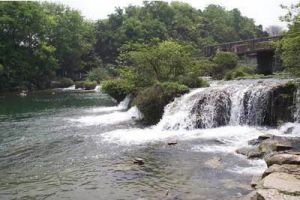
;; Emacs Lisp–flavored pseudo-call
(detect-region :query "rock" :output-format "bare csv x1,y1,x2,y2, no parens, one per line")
167,141,177,146
248,134,274,146
258,134,273,141
256,188,299,200
259,139,292,153
205,157,222,169
248,139,261,146
236,147,264,159
262,164,300,178
133,157,145,165
261,172,300,195
265,153,300,167
251,175,262,188
284,127,295,134
264,83,297,126
237,191,258,200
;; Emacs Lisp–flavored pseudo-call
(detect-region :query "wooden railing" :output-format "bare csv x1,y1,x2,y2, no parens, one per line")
203,36,282,57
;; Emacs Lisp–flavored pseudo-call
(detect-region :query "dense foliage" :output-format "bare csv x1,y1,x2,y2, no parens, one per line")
133,82,189,124
0,2,96,91
102,79,135,102
279,2,300,75
0,1,270,92
94,2,267,64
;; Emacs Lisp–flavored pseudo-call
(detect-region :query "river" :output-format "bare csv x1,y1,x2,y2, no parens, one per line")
0,81,299,200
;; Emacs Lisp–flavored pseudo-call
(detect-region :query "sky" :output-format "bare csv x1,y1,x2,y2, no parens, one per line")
50,0,298,29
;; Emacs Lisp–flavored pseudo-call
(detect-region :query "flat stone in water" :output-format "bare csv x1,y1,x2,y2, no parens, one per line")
167,141,178,146
204,157,222,169
133,157,145,165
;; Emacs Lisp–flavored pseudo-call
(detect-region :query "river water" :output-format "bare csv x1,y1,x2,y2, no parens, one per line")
0,83,299,200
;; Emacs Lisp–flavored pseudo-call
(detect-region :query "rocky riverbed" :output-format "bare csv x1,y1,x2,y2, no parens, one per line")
238,134,300,200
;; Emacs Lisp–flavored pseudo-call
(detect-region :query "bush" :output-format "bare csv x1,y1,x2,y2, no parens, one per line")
102,79,135,102
189,59,217,77
87,67,108,83
177,74,209,88
211,51,239,79
224,65,255,80
133,82,189,125
75,81,97,90
51,77,74,88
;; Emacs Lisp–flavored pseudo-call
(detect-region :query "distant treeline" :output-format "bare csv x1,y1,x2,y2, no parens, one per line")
1,1,298,91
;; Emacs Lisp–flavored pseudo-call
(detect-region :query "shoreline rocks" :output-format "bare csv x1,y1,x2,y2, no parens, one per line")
238,134,300,199
242,152,300,199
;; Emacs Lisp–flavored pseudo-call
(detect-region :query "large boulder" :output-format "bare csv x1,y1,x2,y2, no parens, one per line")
265,153,300,167
256,188,299,200
241,152,300,200
261,172,300,195
236,147,263,159
259,139,292,153
262,164,300,178
265,82,297,126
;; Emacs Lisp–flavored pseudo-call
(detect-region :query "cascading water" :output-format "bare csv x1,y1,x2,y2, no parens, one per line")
157,79,296,130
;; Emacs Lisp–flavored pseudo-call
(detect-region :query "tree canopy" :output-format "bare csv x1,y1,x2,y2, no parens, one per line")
280,2,300,75
0,1,95,90
0,1,269,91
94,2,267,64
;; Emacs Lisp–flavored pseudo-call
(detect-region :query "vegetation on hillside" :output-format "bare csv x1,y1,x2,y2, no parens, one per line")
0,1,268,91
279,2,300,75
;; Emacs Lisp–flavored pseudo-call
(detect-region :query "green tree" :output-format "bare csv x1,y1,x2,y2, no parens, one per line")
120,40,192,84
280,2,300,75
0,2,57,90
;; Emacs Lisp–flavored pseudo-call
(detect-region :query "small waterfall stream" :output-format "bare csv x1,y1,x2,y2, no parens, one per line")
157,79,296,130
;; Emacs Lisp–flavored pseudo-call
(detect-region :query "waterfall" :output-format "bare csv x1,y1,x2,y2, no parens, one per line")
157,79,296,130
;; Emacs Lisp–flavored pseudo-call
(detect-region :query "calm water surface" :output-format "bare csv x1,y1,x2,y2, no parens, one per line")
0,89,289,200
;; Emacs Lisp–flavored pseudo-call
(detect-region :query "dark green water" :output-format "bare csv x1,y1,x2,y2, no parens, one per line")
0,89,261,200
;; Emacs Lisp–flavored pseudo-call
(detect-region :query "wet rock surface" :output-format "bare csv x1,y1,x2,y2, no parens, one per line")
239,133,300,200
266,152,300,167
241,152,300,200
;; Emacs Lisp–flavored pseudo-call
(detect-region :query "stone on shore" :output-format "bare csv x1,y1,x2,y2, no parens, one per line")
256,188,299,200
236,147,263,159
259,139,292,153
262,164,300,178
265,153,300,167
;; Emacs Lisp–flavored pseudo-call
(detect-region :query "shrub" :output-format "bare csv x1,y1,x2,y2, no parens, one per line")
75,81,97,90
189,59,217,77
177,74,209,88
211,51,239,79
224,65,255,80
133,82,189,125
102,79,135,102
213,51,239,69
51,77,74,88
87,67,108,83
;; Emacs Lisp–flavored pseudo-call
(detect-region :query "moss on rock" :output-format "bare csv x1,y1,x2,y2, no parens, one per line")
133,82,189,125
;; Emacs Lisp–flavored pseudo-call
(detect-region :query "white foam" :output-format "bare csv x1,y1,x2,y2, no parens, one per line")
87,95,131,113
60,85,76,91
278,122,300,137
94,85,101,92
68,106,142,126
101,126,262,146
228,159,267,175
